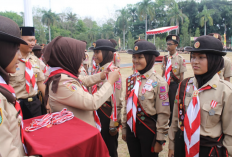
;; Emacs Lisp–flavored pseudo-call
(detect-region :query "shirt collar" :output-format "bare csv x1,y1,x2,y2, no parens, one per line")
169,52,177,59
138,67,155,79
193,73,219,89
100,62,111,71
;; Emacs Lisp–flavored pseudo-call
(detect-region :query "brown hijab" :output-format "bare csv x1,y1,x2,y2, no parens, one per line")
138,54,156,74
0,40,19,84
43,36,86,106
99,50,114,67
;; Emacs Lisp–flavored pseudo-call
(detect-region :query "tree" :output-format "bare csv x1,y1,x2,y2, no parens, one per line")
196,5,215,35
66,12,78,22
0,11,23,26
195,27,200,37
116,8,129,50
137,0,155,40
167,2,188,35
41,9,57,42
127,31,134,49
180,18,190,47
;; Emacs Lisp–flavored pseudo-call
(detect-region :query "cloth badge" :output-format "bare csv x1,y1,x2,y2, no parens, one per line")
16,67,20,71
146,79,153,84
181,115,184,120
162,102,169,106
160,86,166,93
179,110,182,115
172,36,176,40
173,69,177,73
194,41,200,48
144,84,152,91
116,82,121,90
134,46,138,51
35,73,38,78
66,83,78,92
152,81,157,88
138,108,141,112
159,93,168,101
0,108,3,126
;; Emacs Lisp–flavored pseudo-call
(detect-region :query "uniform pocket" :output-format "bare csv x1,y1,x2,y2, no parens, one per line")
9,72,25,85
202,102,223,128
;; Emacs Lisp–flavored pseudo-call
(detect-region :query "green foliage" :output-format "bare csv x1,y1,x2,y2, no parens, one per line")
127,31,134,49
180,18,190,47
0,11,23,26
195,27,200,37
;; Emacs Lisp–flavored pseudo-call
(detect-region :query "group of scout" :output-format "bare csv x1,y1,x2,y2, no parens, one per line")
0,14,232,157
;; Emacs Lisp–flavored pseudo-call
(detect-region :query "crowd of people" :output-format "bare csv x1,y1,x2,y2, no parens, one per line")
0,15,231,157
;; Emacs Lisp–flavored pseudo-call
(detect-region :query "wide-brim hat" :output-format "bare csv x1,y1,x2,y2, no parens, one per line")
207,33,222,42
128,41,160,57
188,35,226,56
93,39,116,52
166,35,180,44
33,45,42,51
0,16,27,45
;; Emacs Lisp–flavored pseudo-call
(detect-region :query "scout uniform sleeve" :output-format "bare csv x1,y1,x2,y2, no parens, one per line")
155,80,170,141
79,73,103,87
161,56,165,71
36,58,45,82
179,57,187,74
222,90,232,156
0,96,21,157
109,77,123,127
223,58,232,78
39,60,46,72
49,77,113,111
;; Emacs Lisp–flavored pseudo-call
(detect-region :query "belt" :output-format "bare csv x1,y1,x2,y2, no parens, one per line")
18,95,37,102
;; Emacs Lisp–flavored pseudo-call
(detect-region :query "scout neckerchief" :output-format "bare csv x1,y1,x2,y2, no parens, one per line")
164,52,178,85
91,66,100,95
81,64,88,75
0,76,27,154
184,84,212,157
19,58,38,93
126,74,146,135
46,67,101,131
92,59,97,75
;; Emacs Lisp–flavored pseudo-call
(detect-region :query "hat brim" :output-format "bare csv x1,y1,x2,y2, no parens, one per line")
188,48,226,56
93,46,116,52
33,48,42,51
128,49,160,57
0,31,28,45
88,46,94,50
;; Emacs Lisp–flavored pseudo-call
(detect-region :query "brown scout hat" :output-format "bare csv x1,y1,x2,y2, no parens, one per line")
207,33,222,41
0,16,27,45
166,35,180,44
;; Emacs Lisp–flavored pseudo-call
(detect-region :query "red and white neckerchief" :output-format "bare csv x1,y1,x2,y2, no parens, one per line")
0,76,27,154
105,62,118,121
25,108,74,132
43,64,50,74
46,67,101,131
113,52,117,64
184,84,212,157
164,53,178,85
127,74,145,136
81,64,87,75
19,58,38,93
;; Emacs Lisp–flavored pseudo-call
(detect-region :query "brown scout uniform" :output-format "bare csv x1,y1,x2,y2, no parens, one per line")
218,56,232,79
48,73,113,128
169,74,232,156
83,52,89,66
113,52,120,67
79,65,88,76
161,52,187,124
0,94,25,157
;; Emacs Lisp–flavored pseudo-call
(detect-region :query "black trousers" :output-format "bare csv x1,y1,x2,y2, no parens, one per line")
19,95,42,120
97,109,118,157
169,82,179,125
126,120,158,157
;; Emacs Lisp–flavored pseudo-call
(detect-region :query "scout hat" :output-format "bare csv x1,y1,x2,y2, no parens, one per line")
109,39,117,48
93,39,116,52
88,42,96,50
188,35,226,56
166,35,180,44
32,45,42,51
128,40,160,57
19,27,35,36
0,16,27,45
207,33,222,41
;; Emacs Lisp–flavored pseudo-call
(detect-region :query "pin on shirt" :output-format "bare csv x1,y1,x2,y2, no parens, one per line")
209,100,218,116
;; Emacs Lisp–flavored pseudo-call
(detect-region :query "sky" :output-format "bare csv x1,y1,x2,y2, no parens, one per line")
0,0,141,23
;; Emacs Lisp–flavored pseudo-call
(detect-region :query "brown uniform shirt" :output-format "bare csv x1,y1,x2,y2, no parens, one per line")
113,52,120,67
79,65,88,76
83,52,89,66
168,74,232,156
9,53,45,99
0,94,25,157
97,62,123,127
218,56,232,79
122,67,170,141
161,52,187,80
49,73,113,128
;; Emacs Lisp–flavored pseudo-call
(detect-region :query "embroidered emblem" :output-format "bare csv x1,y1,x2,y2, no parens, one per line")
134,46,138,51
180,104,183,109
162,102,169,106
160,86,166,93
212,84,217,88
173,69,177,73
35,73,38,78
179,121,182,125
181,126,184,131
116,82,121,89
152,82,157,88
179,110,182,115
172,36,176,40
141,112,144,115
181,115,184,120
16,67,20,71
137,114,141,117
193,90,199,97
194,41,200,49
138,108,141,112
159,93,168,101
0,108,3,126
66,83,78,92
141,116,145,120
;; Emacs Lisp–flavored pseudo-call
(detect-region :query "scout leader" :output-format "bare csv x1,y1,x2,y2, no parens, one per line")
9,27,46,119
168,35,232,157
109,39,121,68
208,33,232,82
92,39,123,157
0,16,28,157
43,36,120,132
161,35,187,124
122,41,170,157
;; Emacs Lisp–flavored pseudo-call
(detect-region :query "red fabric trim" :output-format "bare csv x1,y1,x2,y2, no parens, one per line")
146,26,179,35
136,116,156,134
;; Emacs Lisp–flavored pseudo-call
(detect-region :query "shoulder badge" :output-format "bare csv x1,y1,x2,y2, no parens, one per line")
0,108,3,126
65,83,78,92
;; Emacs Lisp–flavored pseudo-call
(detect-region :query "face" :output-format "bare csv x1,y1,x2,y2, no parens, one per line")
166,40,178,54
20,36,36,53
93,50,103,64
190,52,208,75
132,54,147,71
5,50,22,73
